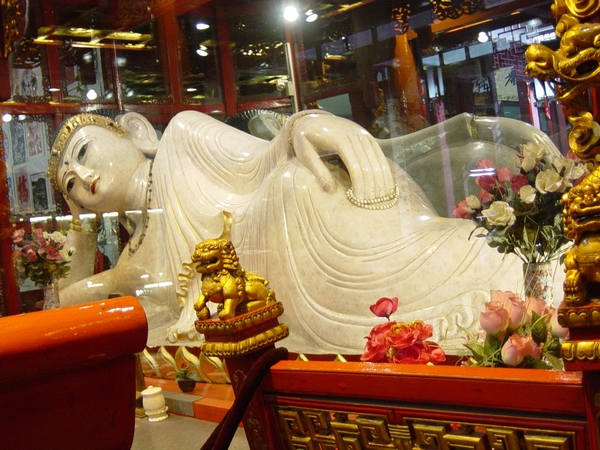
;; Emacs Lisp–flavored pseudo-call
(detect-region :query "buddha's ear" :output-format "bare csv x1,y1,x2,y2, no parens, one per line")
116,112,159,157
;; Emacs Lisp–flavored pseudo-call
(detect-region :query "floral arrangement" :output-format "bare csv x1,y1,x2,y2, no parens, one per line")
361,297,446,364
453,142,586,264
173,363,201,381
463,290,568,369
11,228,74,288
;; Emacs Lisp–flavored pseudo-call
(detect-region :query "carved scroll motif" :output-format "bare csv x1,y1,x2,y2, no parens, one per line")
274,408,574,450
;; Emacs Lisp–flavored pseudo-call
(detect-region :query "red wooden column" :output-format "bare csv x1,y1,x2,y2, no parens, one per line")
196,302,289,450
558,302,600,449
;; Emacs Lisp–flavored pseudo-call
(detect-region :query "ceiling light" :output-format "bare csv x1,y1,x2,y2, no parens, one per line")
478,31,489,43
196,49,208,56
196,22,210,30
284,6,299,21
2,114,12,122
86,89,98,100
306,13,318,22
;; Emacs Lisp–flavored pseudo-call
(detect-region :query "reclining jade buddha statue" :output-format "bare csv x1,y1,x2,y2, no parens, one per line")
48,109,562,354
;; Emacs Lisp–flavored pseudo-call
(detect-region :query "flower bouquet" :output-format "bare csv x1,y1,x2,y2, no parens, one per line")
11,228,73,288
361,297,446,364
463,290,568,369
453,143,585,264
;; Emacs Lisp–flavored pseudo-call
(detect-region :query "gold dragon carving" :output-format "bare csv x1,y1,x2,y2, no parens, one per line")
525,0,600,307
180,211,276,322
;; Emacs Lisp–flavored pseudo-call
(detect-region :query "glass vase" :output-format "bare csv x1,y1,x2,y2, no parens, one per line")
523,262,554,306
42,281,60,310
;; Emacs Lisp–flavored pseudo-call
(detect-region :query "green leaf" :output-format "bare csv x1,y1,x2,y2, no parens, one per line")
531,315,548,345
544,353,564,370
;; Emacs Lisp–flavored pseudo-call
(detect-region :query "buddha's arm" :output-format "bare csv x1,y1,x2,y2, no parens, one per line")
60,224,98,289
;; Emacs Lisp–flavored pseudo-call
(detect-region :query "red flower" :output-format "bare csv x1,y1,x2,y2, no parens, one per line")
45,246,62,261
369,297,398,319
509,173,528,193
410,320,434,341
361,322,394,362
452,199,473,219
388,323,418,349
476,175,497,192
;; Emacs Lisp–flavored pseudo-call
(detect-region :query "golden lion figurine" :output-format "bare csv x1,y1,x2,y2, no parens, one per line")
191,212,276,321
562,169,600,306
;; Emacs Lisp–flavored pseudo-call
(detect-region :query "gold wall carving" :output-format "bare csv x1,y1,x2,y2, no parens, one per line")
2,0,21,58
274,407,576,450
562,340,600,361
429,0,484,20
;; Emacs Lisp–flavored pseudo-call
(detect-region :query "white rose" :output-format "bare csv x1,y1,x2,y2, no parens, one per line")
519,185,537,203
552,156,586,180
519,142,548,172
50,231,67,245
482,201,516,227
59,247,75,261
465,195,481,209
535,169,568,194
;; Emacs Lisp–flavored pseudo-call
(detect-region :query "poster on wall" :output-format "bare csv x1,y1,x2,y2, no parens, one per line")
31,172,49,211
26,121,46,159
11,121,26,166
494,66,518,102
14,166,31,214
2,119,55,215
12,66,45,99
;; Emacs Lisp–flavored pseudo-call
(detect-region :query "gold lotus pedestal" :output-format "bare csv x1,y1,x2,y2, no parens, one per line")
195,302,289,449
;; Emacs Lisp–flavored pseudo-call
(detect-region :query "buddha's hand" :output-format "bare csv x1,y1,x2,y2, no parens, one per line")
290,113,395,202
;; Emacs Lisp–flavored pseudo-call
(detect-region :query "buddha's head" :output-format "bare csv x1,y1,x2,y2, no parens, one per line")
48,112,158,213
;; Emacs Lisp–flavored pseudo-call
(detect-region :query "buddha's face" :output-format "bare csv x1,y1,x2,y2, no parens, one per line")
56,125,146,213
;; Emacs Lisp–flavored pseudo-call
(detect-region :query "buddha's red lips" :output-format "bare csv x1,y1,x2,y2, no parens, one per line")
90,177,99,194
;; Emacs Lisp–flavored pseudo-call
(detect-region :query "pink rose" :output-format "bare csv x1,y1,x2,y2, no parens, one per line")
423,341,446,363
477,189,493,204
12,228,25,244
452,199,473,219
45,246,62,261
510,174,529,193
523,335,542,360
24,245,37,262
480,301,509,335
490,290,525,329
369,297,398,319
523,295,547,324
475,159,494,169
496,167,513,183
501,334,528,366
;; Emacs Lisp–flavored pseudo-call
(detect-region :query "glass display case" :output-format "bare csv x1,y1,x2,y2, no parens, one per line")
0,0,575,356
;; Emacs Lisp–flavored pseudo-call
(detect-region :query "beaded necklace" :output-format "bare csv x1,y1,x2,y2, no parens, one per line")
346,184,399,210
128,160,154,256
